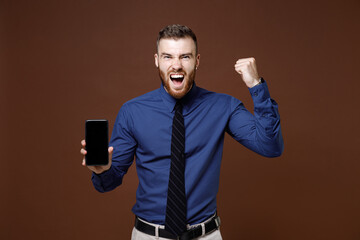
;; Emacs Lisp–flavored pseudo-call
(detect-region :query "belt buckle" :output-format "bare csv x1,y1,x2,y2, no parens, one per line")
214,216,221,228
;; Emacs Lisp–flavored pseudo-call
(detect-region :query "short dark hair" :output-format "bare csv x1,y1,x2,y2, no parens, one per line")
157,24,198,54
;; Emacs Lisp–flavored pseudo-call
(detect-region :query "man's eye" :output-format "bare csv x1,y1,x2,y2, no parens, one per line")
182,56,190,59
163,56,171,59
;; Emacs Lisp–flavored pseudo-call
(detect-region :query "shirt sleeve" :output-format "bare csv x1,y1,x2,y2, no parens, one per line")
226,80,284,157
91,103,137,192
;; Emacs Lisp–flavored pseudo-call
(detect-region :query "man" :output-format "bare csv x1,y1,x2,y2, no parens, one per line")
81,24,283,240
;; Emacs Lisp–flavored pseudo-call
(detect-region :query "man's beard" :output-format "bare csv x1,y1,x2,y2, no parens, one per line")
158,68,196,99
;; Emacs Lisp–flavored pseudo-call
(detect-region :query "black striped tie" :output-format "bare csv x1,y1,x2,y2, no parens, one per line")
165,101,187,237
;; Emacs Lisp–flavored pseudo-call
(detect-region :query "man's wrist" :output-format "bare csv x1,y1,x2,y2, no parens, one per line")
94,165,112,176
250,77,264,88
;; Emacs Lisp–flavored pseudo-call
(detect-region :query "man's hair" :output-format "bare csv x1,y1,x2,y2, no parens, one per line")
157,24,198,54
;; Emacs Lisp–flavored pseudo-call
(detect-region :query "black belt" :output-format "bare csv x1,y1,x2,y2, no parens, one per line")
134,215,221,240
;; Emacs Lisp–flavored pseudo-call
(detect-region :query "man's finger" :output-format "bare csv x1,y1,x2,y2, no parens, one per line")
236,57,255,64
235,62,252,69
81,139,86,147
235,63,257,74
80,148,87,155
109,146,113,163
234,66,243,74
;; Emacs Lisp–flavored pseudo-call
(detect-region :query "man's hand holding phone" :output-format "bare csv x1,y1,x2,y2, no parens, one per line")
81,119,112,174
81,140,113,174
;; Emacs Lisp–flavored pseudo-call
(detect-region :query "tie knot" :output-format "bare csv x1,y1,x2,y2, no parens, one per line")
174,101,183,112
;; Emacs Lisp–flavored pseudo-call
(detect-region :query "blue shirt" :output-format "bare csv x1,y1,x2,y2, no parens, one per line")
91,80,283,225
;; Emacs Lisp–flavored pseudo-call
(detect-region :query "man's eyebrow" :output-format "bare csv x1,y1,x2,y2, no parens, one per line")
160,53,172,56
180,53,193,57
159,52,194,57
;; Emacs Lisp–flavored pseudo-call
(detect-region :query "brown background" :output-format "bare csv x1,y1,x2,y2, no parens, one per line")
1,0,360,239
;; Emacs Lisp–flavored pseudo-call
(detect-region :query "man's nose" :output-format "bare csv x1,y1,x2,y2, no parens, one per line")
171,58,182,71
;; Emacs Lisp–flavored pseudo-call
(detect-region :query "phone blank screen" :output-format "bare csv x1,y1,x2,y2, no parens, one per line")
85,120,109,166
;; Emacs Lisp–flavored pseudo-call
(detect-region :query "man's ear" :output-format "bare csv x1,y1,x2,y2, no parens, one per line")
196,54,200,69
154,53,159,68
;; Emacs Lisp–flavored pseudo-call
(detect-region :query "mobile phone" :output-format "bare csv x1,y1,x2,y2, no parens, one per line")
85,119,109,166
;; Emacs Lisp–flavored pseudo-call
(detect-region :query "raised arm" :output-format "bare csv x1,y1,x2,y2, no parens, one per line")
227,57,284,157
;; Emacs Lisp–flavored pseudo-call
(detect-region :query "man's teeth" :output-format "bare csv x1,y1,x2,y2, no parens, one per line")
171,74,184,79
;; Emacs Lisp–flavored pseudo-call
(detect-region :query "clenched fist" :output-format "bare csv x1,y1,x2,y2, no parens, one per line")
234,57,261,88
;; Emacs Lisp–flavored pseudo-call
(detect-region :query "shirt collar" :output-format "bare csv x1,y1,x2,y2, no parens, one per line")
159,82,199,114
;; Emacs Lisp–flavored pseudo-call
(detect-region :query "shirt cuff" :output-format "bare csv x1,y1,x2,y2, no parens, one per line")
248,78,271,104
91,165,115,192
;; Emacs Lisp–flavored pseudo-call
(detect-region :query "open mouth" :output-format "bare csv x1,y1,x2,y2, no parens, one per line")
170,74,185,86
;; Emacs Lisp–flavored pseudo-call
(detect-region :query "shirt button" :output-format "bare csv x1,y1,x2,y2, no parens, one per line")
254,92,258,96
